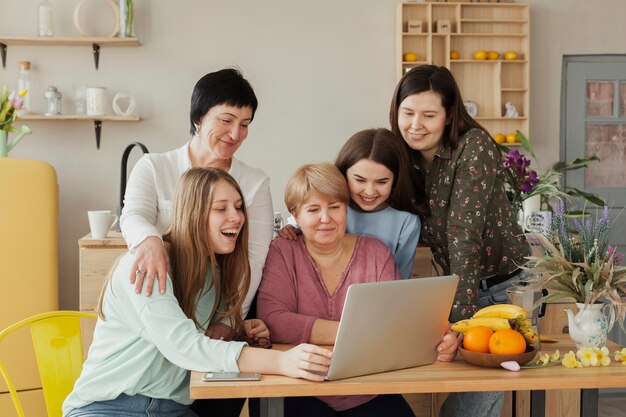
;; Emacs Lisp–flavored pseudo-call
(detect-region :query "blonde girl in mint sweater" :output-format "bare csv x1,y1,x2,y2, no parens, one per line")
64,168,331,417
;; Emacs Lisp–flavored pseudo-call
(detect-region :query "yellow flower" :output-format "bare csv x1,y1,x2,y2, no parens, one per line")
595,347,611,366
563,351,581,368
577,347,598,367
538,353,550,366
550,349,561,362
614,348,626,363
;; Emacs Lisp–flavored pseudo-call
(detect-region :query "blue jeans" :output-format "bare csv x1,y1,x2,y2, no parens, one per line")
441,269,530,417
65,393,198,417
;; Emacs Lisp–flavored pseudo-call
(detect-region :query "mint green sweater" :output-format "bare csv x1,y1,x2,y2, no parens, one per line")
63,252,246,415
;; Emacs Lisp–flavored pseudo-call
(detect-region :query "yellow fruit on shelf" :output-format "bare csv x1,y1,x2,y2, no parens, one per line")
487,51,500,60
505,132,518,143
450,50,460,60
403,52,419,62
473,50,487,60
504,51,517,60
494,133,505,144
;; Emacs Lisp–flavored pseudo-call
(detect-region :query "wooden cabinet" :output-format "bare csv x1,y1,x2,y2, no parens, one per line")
396,2,530,140
78,232,128,311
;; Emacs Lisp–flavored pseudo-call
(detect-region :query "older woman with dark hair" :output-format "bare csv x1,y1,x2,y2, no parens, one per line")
119,68,274,417
257,162,457,417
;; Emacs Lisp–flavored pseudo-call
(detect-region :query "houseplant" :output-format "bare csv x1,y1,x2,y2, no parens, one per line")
0,85,32,157
523,203,626,347
499,131,605,212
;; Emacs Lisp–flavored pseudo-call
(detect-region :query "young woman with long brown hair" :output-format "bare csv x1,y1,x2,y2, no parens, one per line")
63,168,332,417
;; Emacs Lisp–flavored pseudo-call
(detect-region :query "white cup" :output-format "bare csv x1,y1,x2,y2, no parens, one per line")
88,210,118,239
86,87,107,116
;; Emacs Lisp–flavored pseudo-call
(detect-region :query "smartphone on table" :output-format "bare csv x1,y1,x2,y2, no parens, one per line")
201,372,261,382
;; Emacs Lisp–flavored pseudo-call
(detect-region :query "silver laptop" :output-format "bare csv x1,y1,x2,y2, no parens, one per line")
324,275,458,381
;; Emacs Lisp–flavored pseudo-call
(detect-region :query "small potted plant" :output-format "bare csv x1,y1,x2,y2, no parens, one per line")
523,203,626,348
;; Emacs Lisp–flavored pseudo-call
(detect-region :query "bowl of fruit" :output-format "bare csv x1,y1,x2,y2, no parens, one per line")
452,304,538,369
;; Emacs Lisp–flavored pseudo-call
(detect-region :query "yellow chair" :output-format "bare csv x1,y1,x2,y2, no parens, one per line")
0,311,97,417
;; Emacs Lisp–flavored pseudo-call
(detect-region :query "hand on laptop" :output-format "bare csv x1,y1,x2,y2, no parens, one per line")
279,344,333,381
436,323,459,362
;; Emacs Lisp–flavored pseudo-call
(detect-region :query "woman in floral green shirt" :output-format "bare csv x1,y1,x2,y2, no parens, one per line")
388,65,529,417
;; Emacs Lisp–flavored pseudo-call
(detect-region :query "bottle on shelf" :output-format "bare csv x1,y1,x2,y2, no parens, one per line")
17,61,31,115
38,0,55,37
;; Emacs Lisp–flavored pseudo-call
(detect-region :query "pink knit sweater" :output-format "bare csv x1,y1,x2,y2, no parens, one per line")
257,235,398,411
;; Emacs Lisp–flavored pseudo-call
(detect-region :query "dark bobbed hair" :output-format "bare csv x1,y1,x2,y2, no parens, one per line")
189,68,258,136
335,128,427,216
389,65,485,151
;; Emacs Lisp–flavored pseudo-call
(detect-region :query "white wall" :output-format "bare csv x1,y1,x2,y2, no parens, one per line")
1,0,625,310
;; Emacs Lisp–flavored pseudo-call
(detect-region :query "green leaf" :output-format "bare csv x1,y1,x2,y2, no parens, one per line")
553,156,600,172
515,130,535,157
498,143,511,154
565,188,606,207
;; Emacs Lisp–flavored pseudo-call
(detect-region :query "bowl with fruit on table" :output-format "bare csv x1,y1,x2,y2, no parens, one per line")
453,304,538,369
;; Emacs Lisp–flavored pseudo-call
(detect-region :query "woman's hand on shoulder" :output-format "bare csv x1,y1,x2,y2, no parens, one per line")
278,224,301,240
129,236,170,295
436,323,459,362
279,343,333,381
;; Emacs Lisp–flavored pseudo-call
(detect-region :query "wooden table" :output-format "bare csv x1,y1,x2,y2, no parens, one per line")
190,336,626,417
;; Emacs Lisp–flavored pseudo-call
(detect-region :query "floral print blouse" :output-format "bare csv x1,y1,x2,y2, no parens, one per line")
415,128,528,322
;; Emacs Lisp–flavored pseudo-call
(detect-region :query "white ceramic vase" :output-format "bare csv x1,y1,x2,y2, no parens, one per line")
565,303,615,348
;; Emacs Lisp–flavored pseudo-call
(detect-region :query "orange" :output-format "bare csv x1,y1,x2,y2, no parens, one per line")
450,50,460,60
403,52,419,62
504,51,517,60
473,50,487,60
494,133,505,144
487,51,500,60
463,326,494,353
505,132,518,143
489,329,526,355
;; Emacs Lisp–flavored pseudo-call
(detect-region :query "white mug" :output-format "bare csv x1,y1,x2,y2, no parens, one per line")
86,87,107,116
88,210,118,239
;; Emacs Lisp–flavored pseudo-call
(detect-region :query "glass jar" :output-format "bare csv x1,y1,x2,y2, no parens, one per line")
119,0,134,38
38,0,54,37
17,61,31,114
44,86,62,116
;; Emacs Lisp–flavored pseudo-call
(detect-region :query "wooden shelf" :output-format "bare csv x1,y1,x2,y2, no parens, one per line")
20,114,140,121
19,114,141,149
397,2,529,139
0,36,140,69
0,36,139,46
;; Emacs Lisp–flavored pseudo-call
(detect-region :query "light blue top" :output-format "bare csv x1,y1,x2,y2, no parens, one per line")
287,205,420,278
346,206,420,279
62,252,246,415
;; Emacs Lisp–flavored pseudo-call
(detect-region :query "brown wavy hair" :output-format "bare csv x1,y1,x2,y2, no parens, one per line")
388,65,489,216
335,128,427,216
98,168,250,335
163,168,250,333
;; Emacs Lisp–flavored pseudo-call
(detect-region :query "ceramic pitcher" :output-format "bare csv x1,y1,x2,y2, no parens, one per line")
565,303,615,348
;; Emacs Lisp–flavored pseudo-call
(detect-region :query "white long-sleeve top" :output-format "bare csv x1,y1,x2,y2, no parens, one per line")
62,252,247,415
120,142,274,317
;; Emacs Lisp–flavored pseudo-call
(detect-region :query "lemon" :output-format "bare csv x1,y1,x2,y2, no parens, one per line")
505,132,518,143
487,51,500,60
504,51,517,60
494,133,505,144
473,50,487,60
450,50,460,60
403,52,419,62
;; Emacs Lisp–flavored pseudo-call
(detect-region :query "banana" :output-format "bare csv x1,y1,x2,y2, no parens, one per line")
451,317,511,333
520,327,538,345
473,304,528,320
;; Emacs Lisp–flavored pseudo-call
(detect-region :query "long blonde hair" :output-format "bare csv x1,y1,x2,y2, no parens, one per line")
98,168,250,335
